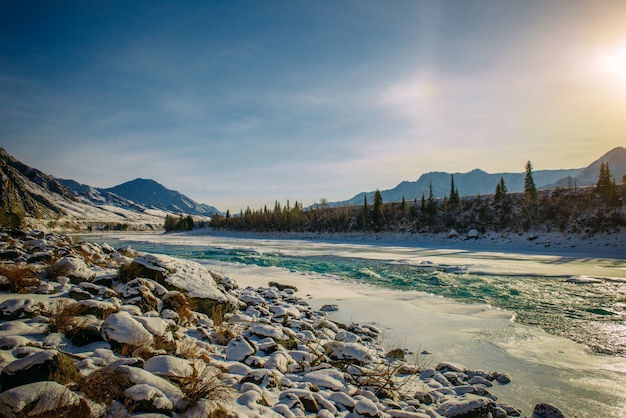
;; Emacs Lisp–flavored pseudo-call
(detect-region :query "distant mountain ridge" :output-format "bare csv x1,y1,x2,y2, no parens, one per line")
58,178,221,217
332,147,626,207
101,178,220,216
0,147,220,229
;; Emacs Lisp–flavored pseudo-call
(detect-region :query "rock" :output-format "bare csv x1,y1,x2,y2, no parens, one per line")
49,256,95,284
494,372,511,384
436,362,468,373
436,394,496,418
320,304,339,312
269,281,298,291
100,311,153,347
0,381,90,416
68,286,93,301
0,298,44,320
0,350,78,390
0,249,23,261
354,398,380,417
532,403,565,418
123,383,173,414
466,229,479,240
225,336,256,361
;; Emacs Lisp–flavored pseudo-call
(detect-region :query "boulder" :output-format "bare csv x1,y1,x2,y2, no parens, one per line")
436,394,496,418
0,381,90,417
225,336,256,362
100,312,153,347
0,298,44,320
532,403,565,418
0,350,78,391
49,256,95,284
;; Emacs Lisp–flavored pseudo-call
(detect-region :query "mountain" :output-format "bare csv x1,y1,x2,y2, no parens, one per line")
332,147,626,207
100,178,221,216
0,146,75,221
57,178,147,212
0,147,170,229
551,146,626,189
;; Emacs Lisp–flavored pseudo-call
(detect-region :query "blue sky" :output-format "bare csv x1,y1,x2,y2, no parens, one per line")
2,1,626,212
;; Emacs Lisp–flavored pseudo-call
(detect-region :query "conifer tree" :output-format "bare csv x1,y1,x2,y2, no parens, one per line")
524,161,537,201
494,177,508,204
449,174,460,207
362,195,368,231
426,183,437,218
372,190,385,229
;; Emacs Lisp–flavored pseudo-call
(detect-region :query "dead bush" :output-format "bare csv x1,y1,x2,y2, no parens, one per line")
162,291,195,326
43,300,83,336
43,261,71,281
176,338,213,363
0,264,41,293
76,366,134,405
174,363,236,414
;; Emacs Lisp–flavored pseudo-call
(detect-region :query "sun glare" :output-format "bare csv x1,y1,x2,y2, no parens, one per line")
603,47,626,82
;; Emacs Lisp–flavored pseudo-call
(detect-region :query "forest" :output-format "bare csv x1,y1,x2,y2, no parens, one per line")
206,162,626,236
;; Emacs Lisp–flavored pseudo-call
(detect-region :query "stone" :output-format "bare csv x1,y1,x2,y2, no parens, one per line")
532,403,565,418
0,350,78,390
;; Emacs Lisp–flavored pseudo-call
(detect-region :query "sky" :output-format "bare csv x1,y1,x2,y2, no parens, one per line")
2,0,626,212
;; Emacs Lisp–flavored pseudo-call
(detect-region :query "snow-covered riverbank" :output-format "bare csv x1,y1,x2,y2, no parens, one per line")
1,229,565,418
73,230,626,417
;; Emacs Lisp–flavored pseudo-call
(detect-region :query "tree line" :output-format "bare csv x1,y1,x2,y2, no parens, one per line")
199,161,626,235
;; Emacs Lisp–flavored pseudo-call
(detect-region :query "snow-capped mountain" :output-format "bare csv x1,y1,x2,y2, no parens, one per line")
100,178,220,217
332,147,626,206
0,148,208,229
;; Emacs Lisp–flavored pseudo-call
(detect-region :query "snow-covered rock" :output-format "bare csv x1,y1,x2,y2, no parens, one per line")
100,311,153,346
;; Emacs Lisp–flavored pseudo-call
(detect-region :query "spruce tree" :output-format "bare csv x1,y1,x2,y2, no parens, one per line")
495,177,507,204
449,174,460,207
372,190,385,230
426,182,437,218
524,161,537,201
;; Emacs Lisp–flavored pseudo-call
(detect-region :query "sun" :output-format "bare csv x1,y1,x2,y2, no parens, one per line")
603,48,626,82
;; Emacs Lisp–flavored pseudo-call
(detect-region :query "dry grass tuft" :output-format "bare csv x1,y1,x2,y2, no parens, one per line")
162,291,195,326
76,366,134,405
176,338,213,363
211,305,240,346
0,264,41,293
43,300,83,335
43,262,71,281
174,363,236,413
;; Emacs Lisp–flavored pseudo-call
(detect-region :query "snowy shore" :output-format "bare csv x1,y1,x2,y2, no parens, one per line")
193,228,626,260
0,229,568,417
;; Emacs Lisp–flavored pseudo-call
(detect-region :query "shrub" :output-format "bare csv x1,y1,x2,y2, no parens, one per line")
0,264,41,293
76,366,133,405
174,363,236,414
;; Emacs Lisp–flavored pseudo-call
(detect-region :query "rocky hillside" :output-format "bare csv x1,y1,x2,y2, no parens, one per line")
0,148,166,230
0,147,74,224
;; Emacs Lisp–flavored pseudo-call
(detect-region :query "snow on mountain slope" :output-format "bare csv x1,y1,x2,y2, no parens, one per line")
0,147,165,229
100,178,221,216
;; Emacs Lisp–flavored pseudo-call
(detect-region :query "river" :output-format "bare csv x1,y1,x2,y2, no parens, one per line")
80,231,626,418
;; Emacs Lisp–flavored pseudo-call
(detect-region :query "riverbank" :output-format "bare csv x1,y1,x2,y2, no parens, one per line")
1,230,549,417
79,230,626,417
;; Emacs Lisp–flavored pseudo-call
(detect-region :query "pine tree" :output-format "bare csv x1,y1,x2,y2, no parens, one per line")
372,190,385,230
362,195,368,231
449,174,460,207
426,183,437,218
494,177,508,204
524,161,537,201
